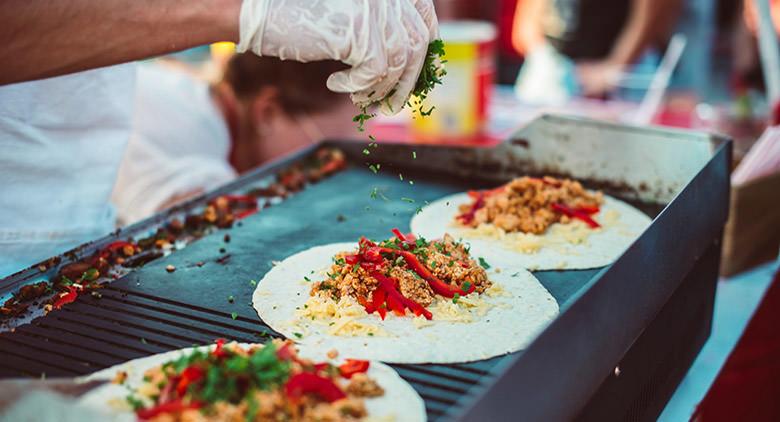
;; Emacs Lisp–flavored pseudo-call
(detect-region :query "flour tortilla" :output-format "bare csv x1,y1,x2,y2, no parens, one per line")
253,243,559,364
411,192,652,271
78,343,425,422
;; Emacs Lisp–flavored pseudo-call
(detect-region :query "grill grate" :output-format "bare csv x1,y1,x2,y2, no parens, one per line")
0,286,508,420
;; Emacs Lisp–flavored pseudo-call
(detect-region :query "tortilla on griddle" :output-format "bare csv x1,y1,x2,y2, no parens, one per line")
78,343,425,422
411,192,651,271
253,242,558,364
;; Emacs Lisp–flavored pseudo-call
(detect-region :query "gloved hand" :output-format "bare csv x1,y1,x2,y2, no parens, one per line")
238,0,438,115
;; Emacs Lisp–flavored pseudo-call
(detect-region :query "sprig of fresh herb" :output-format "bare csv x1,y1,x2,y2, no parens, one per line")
352,40,446,130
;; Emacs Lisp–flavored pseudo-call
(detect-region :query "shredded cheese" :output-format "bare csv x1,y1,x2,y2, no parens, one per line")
461,210,621,255
296,296,387,337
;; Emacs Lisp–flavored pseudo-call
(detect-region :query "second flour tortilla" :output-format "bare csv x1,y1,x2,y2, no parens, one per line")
78,343,425,422
411,192,652,271
253,243,559,364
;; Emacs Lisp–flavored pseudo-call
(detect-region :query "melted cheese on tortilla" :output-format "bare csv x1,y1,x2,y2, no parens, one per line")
462,210,619,255
296,296,387,337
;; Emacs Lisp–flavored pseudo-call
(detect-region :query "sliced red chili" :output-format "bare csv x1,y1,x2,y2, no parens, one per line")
175,366,204,396
377,249,474,298
53,286,78,310
344,254,360,265
338,359,370,379
551,203,601,228
136,399,203,420
213,338,227,358
456,193,485,225
574,205,600,215
285,372,346,403
371,272,433,320
391,228,407,242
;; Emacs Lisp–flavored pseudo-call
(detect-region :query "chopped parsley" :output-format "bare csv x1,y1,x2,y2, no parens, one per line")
478,257,491,270
452,293,460,304
231,312,238,320
303,276,311,282
293,332,303,339
412,151,417,159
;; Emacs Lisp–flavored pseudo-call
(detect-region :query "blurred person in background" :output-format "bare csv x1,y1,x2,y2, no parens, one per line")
512,0,684,103
0,1,438,278
112,55,354,225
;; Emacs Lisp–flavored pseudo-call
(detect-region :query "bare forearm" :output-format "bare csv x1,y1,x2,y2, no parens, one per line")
0,0,241,85
607,0,683,65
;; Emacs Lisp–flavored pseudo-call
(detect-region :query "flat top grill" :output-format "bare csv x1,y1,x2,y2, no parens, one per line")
0,115,730,421
0,164,619,420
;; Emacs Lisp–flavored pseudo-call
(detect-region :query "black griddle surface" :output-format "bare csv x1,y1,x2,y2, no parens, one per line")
0,166,627,420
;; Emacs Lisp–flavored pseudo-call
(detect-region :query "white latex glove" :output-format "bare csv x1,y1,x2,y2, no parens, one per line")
237,0,438,115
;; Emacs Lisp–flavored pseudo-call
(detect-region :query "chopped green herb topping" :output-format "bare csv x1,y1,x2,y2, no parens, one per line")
478,257,491,269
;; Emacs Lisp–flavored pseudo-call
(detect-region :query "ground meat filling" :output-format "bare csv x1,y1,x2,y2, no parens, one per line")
310,233,492,313
346,373,385,397
390,266,435,306
312,252,378,302
458,176,604,234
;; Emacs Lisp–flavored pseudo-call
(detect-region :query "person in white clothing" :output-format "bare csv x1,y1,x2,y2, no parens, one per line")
0,0,439,278
113,56,355,225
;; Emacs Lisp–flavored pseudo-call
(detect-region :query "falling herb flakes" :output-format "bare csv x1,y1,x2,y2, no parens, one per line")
478,257,491,270
362,148,370,155
231,312,238,320
368,164,379,174
293,332,303,339
401,197,415,203
412,151,417,159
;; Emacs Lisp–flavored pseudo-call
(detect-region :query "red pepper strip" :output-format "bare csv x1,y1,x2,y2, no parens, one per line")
574,205,600,215
385,292,406,316
223,194,257,205
176,366,204,396
104,241,135,253
285,372,346,403
338,359,370,379
358,237,376,249
344,254,360,265
376,304,387,320
277,343,296,361
361,247,384,263
391,228,407,242
372,272,433,320
212,338,227,358
53,286,78,310
551,203,601,228
136,399,203,420
456,193,485,225
377,249,475,298
367,287,386,318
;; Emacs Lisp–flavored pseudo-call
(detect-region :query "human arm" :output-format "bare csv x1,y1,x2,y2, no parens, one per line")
1,0,438,116
0,0,241,85
576,0,683,96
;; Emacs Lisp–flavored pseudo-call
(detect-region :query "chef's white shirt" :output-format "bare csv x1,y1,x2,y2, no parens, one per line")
0,65,136,278
111,64,235,225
